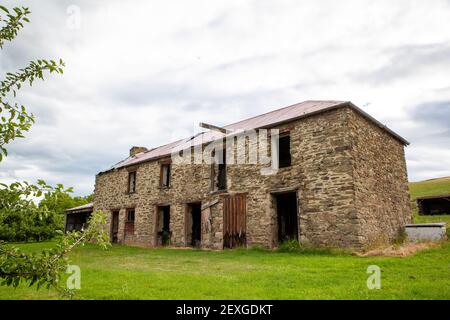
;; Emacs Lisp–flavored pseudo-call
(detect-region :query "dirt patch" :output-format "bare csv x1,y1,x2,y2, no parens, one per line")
357,242,441,257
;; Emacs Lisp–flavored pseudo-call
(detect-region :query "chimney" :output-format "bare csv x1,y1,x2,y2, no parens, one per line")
129,146,148,157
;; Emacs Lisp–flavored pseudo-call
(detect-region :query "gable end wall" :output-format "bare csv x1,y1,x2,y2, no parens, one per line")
348,108,412,246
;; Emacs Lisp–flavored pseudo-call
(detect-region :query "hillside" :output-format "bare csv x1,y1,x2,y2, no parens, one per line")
409,176,450,225
409,176,450,200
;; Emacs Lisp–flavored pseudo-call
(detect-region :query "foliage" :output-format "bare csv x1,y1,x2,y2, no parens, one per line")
0,5,109,297
39,191,93,218
0,181,71,242
0,211,110,296
0,5,64,161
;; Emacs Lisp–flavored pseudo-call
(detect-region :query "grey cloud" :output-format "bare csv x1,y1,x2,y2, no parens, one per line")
411,101,450,128
354,43,450,84
2,0,450,195
407,100,450,145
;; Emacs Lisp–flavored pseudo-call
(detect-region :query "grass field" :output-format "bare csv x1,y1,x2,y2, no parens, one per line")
0,241,449,300
0,177,449,300
410,176,450,226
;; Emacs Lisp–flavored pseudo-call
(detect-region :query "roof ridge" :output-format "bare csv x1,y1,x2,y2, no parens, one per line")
223,100,345,129
98,99,408,174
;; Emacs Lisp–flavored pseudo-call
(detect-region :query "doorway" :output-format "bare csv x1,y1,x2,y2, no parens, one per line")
186,202,202,247
275,192,299,244
156,205,171,246
111,211,119,243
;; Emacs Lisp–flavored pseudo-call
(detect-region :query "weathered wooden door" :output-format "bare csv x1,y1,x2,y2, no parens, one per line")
223,194,247,248
111,211,119,243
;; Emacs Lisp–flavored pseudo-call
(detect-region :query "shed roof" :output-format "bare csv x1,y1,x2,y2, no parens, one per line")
100,100,409,173
416,194,450,201
66,202,94,214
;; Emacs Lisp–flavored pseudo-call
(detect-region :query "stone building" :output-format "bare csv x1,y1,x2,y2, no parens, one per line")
89,100,411,249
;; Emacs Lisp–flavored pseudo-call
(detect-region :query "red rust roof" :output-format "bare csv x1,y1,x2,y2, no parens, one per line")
102,100,409,172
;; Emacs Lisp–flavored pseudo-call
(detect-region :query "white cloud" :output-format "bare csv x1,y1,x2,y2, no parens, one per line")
1,0,450,194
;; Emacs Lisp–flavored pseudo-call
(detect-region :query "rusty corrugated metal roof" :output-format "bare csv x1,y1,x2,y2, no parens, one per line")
101,100,408,172
66,202,94,214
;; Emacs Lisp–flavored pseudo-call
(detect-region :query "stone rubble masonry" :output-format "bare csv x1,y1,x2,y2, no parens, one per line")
93,105,411,249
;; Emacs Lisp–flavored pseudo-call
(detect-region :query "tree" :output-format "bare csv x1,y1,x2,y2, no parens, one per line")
39,190,93,220
0,5,64,161
0,181,70,242
0,5,109,296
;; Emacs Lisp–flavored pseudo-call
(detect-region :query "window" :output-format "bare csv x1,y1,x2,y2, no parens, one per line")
278,133,291,168
211,149,227,191
124,209,135,237
160,163,171,187
126,209,135,222
128,171,136,193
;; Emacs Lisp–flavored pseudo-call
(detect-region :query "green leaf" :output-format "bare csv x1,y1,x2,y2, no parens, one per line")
0,5,9,13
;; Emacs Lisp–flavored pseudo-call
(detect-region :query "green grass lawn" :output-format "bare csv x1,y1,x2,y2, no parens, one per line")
1,177,449,300
0,241,449,300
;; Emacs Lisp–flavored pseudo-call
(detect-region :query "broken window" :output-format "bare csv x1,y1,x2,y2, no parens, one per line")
124,208,135,237
128,171,136,193
278,133,291,168
160,163,171,187
127,209,135,222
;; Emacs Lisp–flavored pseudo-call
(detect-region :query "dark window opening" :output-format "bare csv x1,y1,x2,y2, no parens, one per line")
186,203,202,247
128,171,136,193
275,192,298,244
278,133,291,168
127,209,135,222
65,211,92,232
156,205,171,246
160,163,171,187
212,149,227,191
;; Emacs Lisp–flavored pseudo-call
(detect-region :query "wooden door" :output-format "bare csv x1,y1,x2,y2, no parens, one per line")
223,194,247,248
111,211,119,243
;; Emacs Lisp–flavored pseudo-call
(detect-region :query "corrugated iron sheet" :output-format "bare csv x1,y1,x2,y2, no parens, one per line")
105,100,408,171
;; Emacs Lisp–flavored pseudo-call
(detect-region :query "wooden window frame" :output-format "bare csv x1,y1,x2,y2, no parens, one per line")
127,170,137,194
126,208,135,222
159,161,171,188
124,208,135,237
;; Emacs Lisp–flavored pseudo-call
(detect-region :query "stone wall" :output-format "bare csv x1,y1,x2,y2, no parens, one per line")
348,109,412,246
93,105,411,249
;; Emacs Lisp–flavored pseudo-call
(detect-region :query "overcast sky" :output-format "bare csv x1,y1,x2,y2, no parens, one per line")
1,0,450,196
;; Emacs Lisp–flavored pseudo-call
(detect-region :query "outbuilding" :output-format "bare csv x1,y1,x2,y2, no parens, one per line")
65,202,93,232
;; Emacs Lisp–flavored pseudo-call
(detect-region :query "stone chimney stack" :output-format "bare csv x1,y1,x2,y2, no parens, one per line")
129,146,148,157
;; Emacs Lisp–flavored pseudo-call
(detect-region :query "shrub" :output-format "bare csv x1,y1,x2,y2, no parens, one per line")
0,181,69,242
